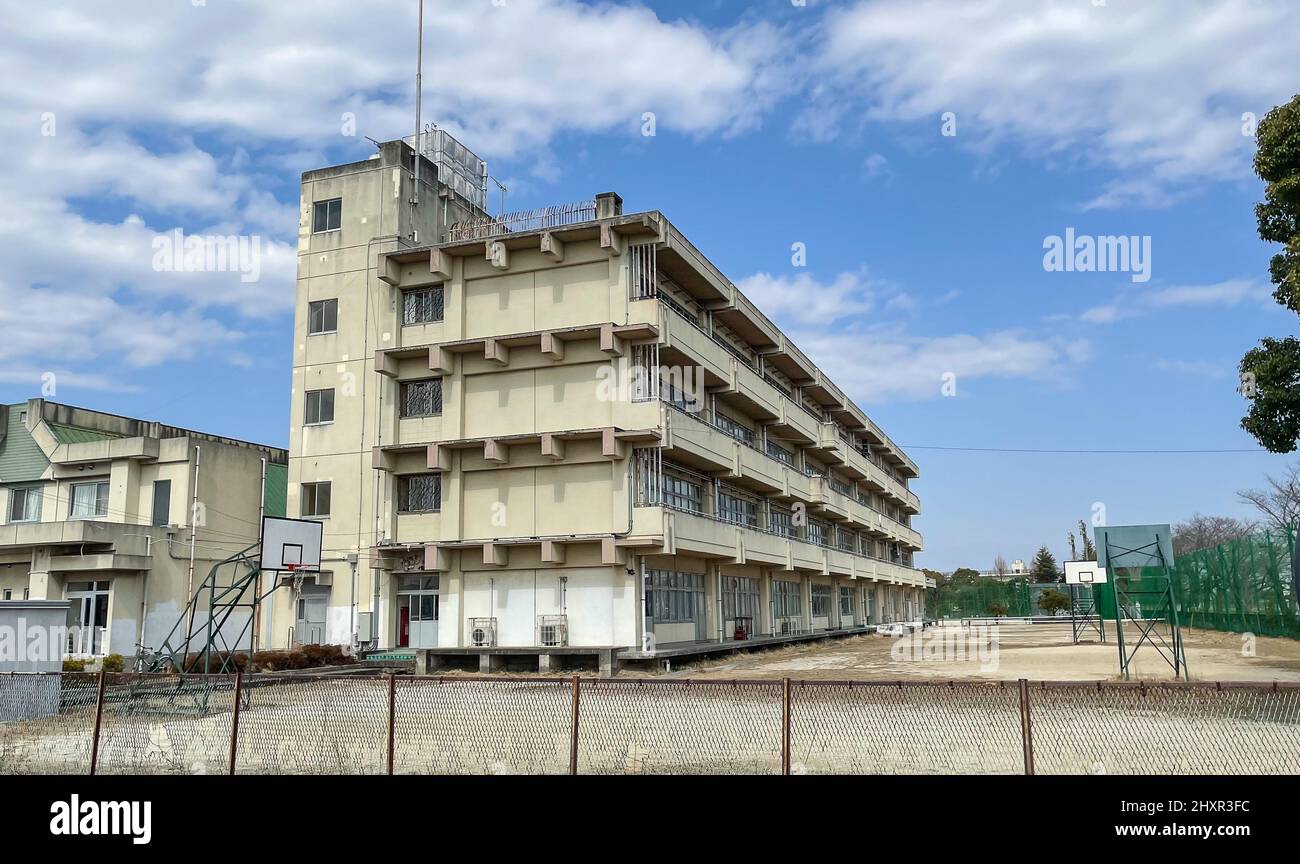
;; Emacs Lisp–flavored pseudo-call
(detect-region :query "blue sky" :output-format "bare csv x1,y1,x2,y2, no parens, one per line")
2,0,1298,570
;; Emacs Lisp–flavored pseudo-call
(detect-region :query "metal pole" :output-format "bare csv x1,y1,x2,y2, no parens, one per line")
569,675,582,775
782,677,792,775
1018,678,1035,776
387,674,397,776
228,670,243,775
88,668,107,776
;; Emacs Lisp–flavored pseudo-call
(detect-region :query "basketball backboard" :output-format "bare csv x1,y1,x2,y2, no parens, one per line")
1064,559,1107,585
260,516,323,572
1093,524,1174,570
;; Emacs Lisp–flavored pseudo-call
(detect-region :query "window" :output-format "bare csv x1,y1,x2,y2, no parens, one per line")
766,438,795,466
402,286,444,325
151,479,171,527
840,587,855,619
772,580,802,618
69,482,109,519
301,482,331,518
2,589,10,601
8,486,40,522
807,518,830,547
312,198,341,233
308,299,338,334
646,570,705,624
661,472,703,513
714,412,754,446
717,487,759,528
400,379,442,418
769,506,794,538
811,583,832,618
837,526,856,553
721,576,760,624
399,475,441,513
305,388,335,425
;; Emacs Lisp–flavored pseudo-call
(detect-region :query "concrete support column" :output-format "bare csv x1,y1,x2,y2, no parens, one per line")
801,574,812,633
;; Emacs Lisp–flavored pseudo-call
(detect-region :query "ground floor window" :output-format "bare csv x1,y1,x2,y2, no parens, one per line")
721,575,760,626
840,586,855,621
811,583,832,617
65,580,109,654
647,570,705,625
772,579,801,619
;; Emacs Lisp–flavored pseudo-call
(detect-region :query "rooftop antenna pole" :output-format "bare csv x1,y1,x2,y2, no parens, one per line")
413,0,424,208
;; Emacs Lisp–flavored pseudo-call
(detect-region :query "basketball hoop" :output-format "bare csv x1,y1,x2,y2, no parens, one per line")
287,563,305,594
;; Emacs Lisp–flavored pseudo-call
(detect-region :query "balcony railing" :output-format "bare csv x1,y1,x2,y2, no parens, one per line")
447,200,596,242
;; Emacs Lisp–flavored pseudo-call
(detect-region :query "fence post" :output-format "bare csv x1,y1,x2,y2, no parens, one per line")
227,670,244,775
88,668,107,776
782,677,792,776
1018,678,1035,776
387,673,396,776
569,675,582,775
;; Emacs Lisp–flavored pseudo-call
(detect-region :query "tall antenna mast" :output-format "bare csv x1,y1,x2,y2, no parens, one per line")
413,0,424,207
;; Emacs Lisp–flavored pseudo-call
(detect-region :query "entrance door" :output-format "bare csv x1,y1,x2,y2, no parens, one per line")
410,592,438,647
65,581,109,655
294,586,328,645
397,597,412,647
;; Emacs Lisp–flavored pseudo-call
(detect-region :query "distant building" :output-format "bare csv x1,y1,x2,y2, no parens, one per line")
0,399,286,658
980,558,1028,581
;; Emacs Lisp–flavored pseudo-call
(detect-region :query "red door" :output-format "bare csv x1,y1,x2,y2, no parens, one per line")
398,604,410,647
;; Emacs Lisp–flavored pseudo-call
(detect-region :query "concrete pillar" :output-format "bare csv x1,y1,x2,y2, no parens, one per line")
538,653,553,673
598,649,617,679
801,574,812,634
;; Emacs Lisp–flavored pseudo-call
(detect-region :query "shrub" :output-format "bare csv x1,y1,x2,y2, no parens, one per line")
62,658,87,672
101,654,125,673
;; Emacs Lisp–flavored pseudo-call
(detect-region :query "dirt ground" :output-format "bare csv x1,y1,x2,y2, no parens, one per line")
668,623,1300,682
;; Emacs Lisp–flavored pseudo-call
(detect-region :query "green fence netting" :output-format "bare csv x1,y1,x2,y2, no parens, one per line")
928,529,1300,638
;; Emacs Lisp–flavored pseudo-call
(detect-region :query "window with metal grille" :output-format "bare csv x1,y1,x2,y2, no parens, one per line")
840,586,855,618
661,472,703,513
305,388,335,424
399,474,441,513
402,286,444,324
646,570,705,623
721,576,760,623
765,437,795,466
837,526,856,552
829,475,852,496
807,519,830,547
717,487,759,527
400,378,442,417
769,506,794,538
307,299,338,334
714,412,754,445
312,198,341,233
772,580,801,618
811,583,832,617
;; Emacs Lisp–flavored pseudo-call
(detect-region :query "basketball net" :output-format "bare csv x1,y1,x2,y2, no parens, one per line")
287,564,305,594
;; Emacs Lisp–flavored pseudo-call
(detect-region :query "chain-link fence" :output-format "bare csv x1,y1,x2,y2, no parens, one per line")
2,672,1299,775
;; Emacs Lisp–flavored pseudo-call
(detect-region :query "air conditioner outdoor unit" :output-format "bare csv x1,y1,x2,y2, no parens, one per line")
536,615,568,647
468,617,497,647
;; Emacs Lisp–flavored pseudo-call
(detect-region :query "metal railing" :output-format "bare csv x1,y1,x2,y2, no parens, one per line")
4,672,1299,775
447,200,596,242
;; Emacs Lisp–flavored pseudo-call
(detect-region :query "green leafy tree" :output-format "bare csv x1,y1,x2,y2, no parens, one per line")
1037,588,1071,616
1031,545,1059,583
1240,94,1300,451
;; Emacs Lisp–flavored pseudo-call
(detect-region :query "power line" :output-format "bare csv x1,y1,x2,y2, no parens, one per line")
901,445,1266,454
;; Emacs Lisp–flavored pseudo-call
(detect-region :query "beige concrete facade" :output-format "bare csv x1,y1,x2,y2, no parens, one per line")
289,139,924,655
0,399,286,657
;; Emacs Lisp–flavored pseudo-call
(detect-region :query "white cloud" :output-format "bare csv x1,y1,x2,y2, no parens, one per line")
738,270,1088,402
0,0,787,389
815,0,1300,208
1074,278,1269,324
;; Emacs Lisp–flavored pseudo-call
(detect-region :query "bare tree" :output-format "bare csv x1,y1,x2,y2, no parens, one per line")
1172,512,1256,556
1238,463,1300,537
993,555,1008,578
